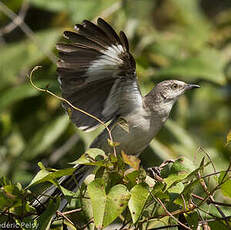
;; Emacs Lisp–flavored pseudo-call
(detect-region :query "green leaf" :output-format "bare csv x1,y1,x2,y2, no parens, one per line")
87,179,130,228
164,173,188,190
37,198,60,230
151,182,166,196
168,182,184,194
128,183,149,223
185,212,199,229
22,115,69,159
218,171,228,184
221,179,231,199
124,169,140,187
161,159,190,189
27,167,76,187
209,221,229,230
71,148,110,167
59,185,79,198
0,186,16,210
103,184,130,227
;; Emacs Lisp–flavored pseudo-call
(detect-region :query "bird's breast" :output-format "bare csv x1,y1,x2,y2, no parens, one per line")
111,111,163,155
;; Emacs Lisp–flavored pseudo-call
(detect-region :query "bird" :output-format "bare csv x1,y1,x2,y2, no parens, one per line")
32,18,200,213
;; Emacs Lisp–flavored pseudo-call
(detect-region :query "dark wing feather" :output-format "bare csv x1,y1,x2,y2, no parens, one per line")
97,18,121,45
57,18,142,131
120,31,129,51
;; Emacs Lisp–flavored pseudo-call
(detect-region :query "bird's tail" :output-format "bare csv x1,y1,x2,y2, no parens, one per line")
32,164,93,214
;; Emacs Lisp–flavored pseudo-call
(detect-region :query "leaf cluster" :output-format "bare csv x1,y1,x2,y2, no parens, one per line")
1,149,231,229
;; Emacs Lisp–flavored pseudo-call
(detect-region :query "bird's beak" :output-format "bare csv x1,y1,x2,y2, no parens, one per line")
186,84,200,90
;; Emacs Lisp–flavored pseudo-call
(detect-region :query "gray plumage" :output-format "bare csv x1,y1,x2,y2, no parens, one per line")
32,18,199,213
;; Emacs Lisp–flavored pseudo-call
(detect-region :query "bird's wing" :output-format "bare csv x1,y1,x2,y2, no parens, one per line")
57,18,143,131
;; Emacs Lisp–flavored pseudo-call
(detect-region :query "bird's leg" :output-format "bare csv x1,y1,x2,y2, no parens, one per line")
159,159,175,169
146,159,175,182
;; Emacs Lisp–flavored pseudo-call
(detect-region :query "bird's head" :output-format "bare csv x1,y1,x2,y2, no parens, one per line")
154,80,200,103
145,80,200,118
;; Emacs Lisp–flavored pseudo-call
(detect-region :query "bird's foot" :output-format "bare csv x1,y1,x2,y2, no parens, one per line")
147,159,175,182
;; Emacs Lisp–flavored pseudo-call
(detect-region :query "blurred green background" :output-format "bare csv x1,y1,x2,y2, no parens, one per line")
0,0,231,187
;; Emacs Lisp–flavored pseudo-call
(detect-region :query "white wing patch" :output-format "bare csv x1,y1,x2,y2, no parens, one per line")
86,44,124,81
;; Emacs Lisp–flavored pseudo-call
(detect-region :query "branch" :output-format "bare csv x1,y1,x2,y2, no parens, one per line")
0,1,57,64
197,171,231,228
0,0,29,34
155,197,191,230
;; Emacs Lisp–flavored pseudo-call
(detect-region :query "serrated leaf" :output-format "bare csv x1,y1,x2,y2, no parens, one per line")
87,180,130,228
128,183,149,223
22,115,69,159
37,198,60,230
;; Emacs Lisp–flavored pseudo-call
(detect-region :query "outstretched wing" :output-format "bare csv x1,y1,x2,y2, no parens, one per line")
57,18,143,131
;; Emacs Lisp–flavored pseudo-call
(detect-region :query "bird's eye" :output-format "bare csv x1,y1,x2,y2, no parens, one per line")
171,83,178,89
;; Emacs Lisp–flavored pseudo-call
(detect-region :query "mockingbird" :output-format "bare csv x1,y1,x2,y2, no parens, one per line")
33,18,199,212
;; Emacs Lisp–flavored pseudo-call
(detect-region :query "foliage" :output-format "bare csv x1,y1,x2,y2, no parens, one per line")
1,149,231,229
0,0,231,229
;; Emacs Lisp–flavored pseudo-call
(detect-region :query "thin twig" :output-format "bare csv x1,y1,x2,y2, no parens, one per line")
192,193,231,207
79,219,93,230
56,210,74,226
191,199,227,221
119,221,131,230
198,147,216,174
217,161,231,187
148,225,178,230
0,0,29,34
202,170,231,179
0,1,57,63
28,66,116,157
197,172,231,228
155,197,191,230
181,194,187,212
62,208,82,215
